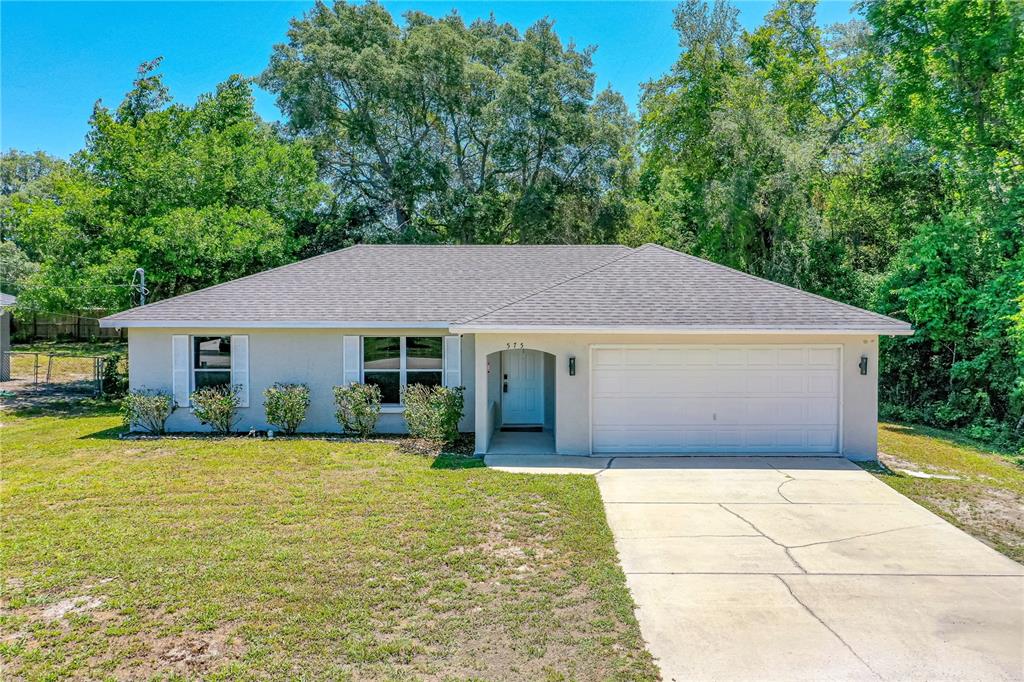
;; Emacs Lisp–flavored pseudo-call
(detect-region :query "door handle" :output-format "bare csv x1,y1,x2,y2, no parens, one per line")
503,382,508,393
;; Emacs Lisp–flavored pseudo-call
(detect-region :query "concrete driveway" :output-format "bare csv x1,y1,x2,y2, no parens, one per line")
486,455,1024,682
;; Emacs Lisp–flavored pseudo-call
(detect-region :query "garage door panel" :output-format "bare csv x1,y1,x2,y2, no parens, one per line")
808,347,840,366
592,347,625,367
592,345,840,454
682,347,715,366
746,373,778,395
778,347,808,365
777,374,806,394
746,348,777,366
807,429,838,449
714,429,744,448
807,400,839,425
716,348,747,366
776,429,807,449
808,372,839,395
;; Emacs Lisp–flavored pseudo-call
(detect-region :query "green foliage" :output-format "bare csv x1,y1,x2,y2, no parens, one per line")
0,241,37,295
8,60,325,313
121,389,175,434
262,382,311,435
635,0,1023,444
401,385,465,444
261,1,636,244
190,384,241,434
333,382,382,437
101,352,129,398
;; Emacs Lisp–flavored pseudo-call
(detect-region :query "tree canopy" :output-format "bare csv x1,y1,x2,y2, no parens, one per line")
262,2,635,244
6,60,324,311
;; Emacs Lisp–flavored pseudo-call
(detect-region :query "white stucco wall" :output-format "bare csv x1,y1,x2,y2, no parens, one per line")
127,328,475,434
127,327,881,459
472,333,881,461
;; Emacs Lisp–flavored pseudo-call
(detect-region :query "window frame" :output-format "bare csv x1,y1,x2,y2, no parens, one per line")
191,335,232,391
361,336,444,408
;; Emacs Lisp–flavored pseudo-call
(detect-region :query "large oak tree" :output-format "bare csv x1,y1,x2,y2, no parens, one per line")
262,1,636,244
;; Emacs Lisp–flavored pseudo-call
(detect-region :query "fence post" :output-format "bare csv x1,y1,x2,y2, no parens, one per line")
46,355,53,382
33,353,39,384
97,357,104,397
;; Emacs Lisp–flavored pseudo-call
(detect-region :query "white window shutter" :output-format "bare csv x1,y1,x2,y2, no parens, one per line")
443,335,462,388
342,335,361,384
171,335,190,407
231,335,250,407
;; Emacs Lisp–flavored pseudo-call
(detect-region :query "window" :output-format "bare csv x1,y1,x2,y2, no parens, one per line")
362,336,443,405
193,336,231,390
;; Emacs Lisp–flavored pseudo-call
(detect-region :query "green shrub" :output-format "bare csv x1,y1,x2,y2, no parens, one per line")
102,352,128,397
121,389,175,434
401,384,465,444
190,384,241,434
333,383,381,437
263,383,311,434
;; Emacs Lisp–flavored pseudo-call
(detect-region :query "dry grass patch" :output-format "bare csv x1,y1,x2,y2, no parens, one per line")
864,422,1024,563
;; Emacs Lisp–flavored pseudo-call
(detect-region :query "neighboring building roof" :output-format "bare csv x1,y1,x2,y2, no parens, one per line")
0,292,16,307
100,244,912,335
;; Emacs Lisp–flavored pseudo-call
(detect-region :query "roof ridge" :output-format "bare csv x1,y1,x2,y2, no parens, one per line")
355,244,624,249
454,246,637,325
641,243,911,328
105,244,363,320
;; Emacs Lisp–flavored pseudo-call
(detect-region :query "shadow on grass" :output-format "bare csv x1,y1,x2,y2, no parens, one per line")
856,459,903,479
881,421,1019,457
80,425,126,440
5,399,120,421
431,454,486,470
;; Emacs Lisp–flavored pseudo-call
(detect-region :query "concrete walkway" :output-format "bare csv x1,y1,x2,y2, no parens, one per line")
485,455,1024,682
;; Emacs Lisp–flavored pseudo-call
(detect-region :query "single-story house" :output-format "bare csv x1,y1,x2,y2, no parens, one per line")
100,244,912,460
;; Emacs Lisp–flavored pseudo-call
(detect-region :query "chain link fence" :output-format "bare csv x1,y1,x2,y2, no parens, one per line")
2,351,106,397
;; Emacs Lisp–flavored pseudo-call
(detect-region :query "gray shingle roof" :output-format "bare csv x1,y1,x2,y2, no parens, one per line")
101,243,912,334
0,292,16,307
454,244,911,332
102,245,631,325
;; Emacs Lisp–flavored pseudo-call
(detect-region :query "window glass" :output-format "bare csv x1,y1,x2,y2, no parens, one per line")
194,370,231,389
363,337,401,370
407,371,442,390
406,337,443,369
364,371,400,404
194,337,231,369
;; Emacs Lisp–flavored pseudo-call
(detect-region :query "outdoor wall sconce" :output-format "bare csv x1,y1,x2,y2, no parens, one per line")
859,355,869,376
568,356,576,376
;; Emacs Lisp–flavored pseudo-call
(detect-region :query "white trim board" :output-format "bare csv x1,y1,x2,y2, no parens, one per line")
103,321,912,335
452,325,912,336
100,320,451,329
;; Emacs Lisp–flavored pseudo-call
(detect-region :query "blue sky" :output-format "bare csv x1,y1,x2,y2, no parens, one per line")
2,1,858,158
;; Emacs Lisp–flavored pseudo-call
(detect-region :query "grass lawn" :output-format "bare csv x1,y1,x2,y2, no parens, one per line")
0,403,657,681
869,422,1024,563
8,341,126,384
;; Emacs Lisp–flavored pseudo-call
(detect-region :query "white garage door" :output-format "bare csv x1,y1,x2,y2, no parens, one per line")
591,345,840,454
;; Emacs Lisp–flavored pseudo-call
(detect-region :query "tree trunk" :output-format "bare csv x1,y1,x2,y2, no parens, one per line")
394,203,412,240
